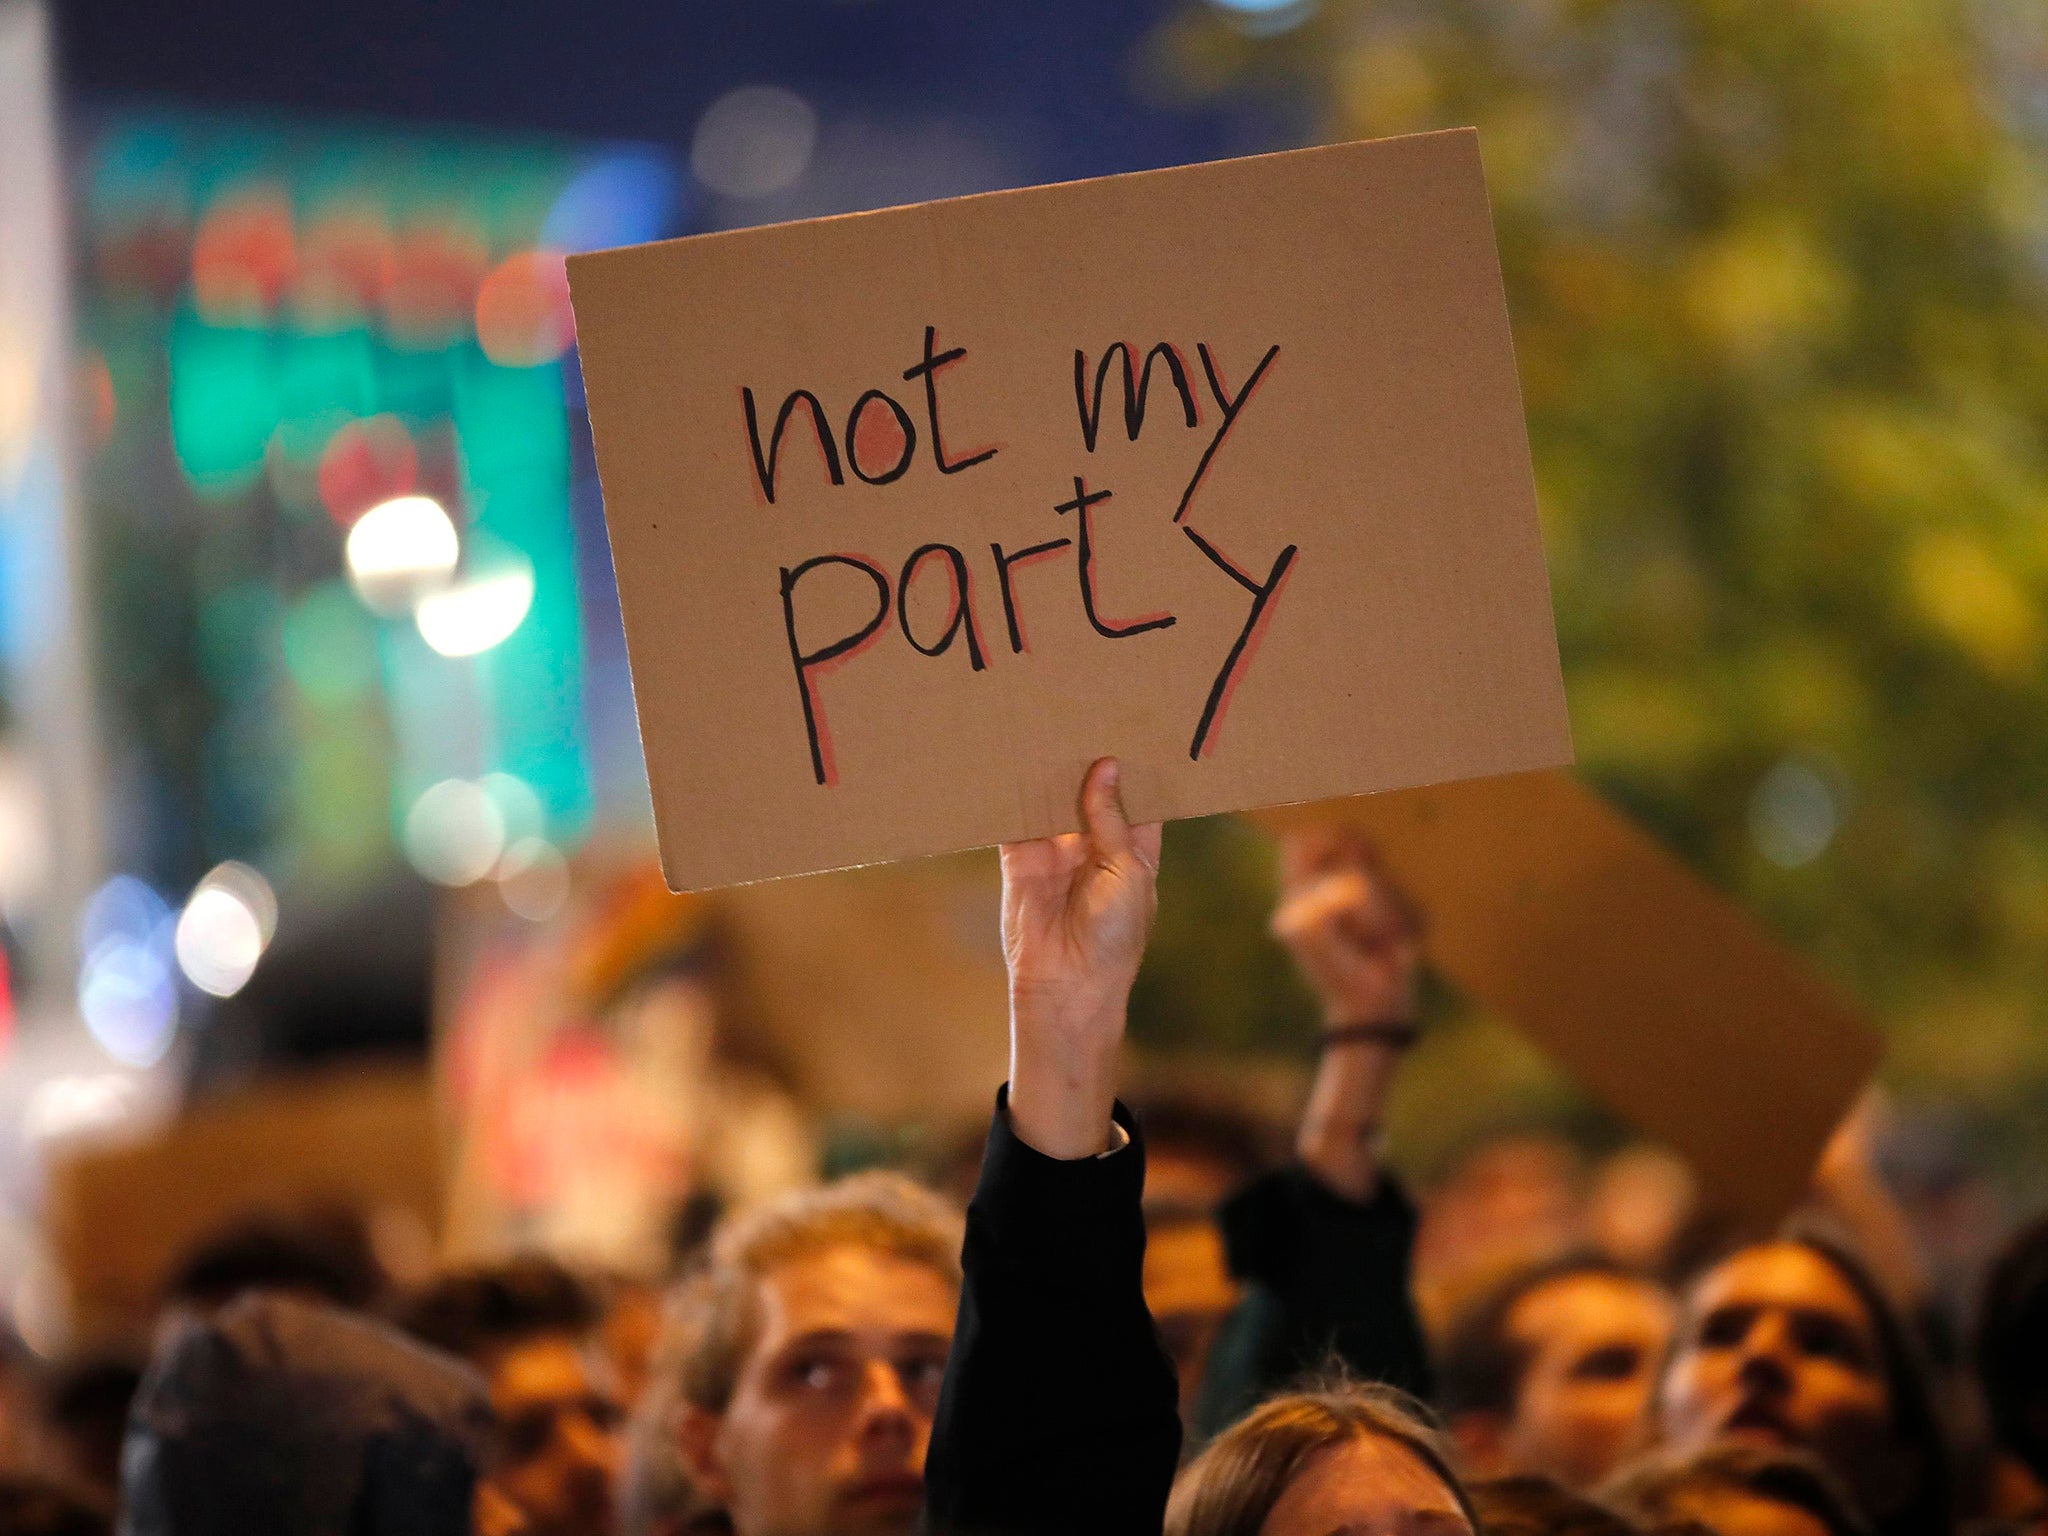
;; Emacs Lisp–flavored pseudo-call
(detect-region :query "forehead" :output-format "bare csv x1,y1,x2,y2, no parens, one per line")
1265,1432,1470,1533
753,1243,959,1344
1692,1244,1870,1322
489,1332,602,1402
1509,1272,1672,1348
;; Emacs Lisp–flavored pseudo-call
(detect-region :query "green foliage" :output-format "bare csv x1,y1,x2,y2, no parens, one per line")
1143,0,2048,1163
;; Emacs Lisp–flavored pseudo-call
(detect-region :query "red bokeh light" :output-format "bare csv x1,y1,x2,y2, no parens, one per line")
191,186,297,323
384,222,490,347
474,250,575,368
318,414,420,527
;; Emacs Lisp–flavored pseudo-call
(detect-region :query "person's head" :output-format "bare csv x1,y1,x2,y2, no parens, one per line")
396,1257,620,1536
1167,1380,1477,1536
1466,1474,1643,1536
0,1473,111,1536
1438,1256,1675,1490
667,1171,962,1536
1976,1211,2048,1489
1604,1442,1873,1536
122,1292,490,1536
1654,1234,1949,1536
159,1207,386,1321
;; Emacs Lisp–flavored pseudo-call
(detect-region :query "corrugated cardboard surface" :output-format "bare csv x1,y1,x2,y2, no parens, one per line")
1257,772,1882,1229
571,130,1571,889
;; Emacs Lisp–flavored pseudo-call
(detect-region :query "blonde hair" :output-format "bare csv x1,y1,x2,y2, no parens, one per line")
1168,1381,1476,1536
664,1171,963,1414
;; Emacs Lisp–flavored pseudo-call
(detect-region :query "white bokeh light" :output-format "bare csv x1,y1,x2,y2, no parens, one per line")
691,86,818,199
497,836,570,922
174,862,277,998
415,556,535,657
345,494,459,615
403,779,507,886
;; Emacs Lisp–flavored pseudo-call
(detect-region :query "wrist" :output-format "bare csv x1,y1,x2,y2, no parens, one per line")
1008,995,1126,1160
1319,1018,1420,1052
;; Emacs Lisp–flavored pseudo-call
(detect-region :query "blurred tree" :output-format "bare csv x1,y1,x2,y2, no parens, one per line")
1132,0,2048,1188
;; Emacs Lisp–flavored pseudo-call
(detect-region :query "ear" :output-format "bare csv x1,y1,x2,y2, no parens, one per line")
676,1403,736,1504
1446,1410,1512,1480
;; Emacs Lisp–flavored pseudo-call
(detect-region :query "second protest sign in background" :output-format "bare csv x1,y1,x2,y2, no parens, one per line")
572,129,1571,889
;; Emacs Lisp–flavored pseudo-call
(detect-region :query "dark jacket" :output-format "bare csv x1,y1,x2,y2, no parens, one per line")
121,1292,492,1536
924,1091,1183,1536
1193,1165,1432,1440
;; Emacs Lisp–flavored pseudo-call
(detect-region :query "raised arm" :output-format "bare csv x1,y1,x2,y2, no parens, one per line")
924,759,1182,1536
1195,830,1433,1435
1271,829,1423,1203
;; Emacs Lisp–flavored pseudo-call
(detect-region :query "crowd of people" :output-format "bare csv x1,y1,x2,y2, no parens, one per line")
0,758,2043,1536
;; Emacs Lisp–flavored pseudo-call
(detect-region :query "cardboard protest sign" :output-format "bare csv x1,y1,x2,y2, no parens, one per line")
1256,772,1883,1228
570,129,1571,890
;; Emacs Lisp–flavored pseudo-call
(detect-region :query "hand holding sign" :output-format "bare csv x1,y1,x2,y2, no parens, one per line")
1003,757,1160,1160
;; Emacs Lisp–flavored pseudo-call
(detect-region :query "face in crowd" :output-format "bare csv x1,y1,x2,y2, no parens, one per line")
1496,1269,1674,1489
1658,1240,1925,1531
1445,1262,1676,1493
680,1239,958,1536
478,1327,624,1536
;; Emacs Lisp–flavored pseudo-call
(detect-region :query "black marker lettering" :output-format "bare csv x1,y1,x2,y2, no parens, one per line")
897,543,987,670
989,537,1072,654
779,554,892,785
1182,524,1297,759
1053,476,1177,640
1176,342,1280,523
743,388,845,504
845,389,917,485
901,326,998,475
1072,342,1200,453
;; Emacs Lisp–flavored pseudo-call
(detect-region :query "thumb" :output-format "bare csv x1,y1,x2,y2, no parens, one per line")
1078,757,1134,864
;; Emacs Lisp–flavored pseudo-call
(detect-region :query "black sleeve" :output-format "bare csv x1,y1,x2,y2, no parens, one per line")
923,1090,1183,1536
1192,1166,1431,1439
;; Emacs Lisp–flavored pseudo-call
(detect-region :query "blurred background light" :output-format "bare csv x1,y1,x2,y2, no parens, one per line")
317,413,417,527
1204,0,1316,35
542,151,680,252
344,493,458,614
189,182,295,325
414,552,534,657
22,1073,143,1146
690,86,817,200
78,936,177,1068
172,860,276,998
473,251,574,368
1750,759,1841,869
403,778,506,886
496,835,569,922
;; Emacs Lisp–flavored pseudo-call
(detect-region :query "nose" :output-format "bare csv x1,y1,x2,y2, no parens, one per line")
1734,1312,1795,1395
855,1361,918,1451
562,1404,623,1479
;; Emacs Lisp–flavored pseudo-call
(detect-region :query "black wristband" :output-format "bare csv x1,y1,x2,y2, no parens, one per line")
1320,1019,1420,1051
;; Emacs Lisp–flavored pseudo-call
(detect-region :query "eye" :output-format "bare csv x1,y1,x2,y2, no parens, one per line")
785,1354,851,1393
1792,1313,1873,1370
1697,1306,1753,1350
1570,1343,1644,1382
898,1352,950,1392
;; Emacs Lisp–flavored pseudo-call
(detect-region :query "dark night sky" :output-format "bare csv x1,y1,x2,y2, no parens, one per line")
52,0,1299,190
